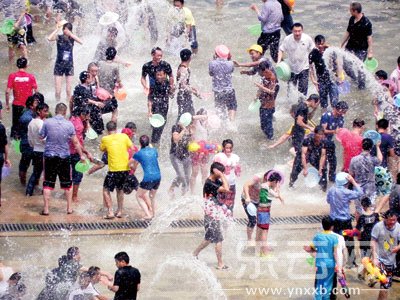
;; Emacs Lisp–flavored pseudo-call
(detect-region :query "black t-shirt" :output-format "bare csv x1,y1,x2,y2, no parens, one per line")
149,79,170,110
0,123,7,154
141,60,173,87
293,101,308,137
114,266,141,300
302,134,327,163
389,185,400,215
345,15,372,51
309,48,330,81
56,34,74,65
278,0,291,16
170,125,190,160
203,178,223,199
356,212,379,243
72,84,92,113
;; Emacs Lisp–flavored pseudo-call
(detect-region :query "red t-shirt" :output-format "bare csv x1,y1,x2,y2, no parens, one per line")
336,128,363,172
69,116,84,154
7,70,38,106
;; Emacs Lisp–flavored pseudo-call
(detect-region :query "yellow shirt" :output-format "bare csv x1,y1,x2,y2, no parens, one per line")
100,133,133,172
183,7,195,26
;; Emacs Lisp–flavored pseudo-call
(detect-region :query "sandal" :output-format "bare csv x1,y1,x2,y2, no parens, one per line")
67,210,73,215
215,265,229,270
103,214,115,220
39,210,49,216
115,211,123,218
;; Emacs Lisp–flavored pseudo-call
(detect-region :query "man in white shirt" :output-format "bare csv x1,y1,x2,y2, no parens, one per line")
278,22,314,96
390,56,400,95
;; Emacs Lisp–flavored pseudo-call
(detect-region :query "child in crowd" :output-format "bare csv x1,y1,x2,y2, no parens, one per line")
257,171,284,257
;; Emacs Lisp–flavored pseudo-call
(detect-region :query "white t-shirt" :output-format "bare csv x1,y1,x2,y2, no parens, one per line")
68,283,99,300
213,153,240,186
332,232,346,269
279,33,315,74
28,118,45,152
390,67,400,93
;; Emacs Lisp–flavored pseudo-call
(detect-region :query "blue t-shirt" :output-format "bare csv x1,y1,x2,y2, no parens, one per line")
312,231,338,268
320,111,344,141
370,132,394,168
133,147,161,182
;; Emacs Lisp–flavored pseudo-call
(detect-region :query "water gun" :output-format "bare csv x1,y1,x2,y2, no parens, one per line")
338,274,350,299
188,140,222,154
341,229,360,238
361,257,388,284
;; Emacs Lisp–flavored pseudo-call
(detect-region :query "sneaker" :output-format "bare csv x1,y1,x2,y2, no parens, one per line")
357,273,365,281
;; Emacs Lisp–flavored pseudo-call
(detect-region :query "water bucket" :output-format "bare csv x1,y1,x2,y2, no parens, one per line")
246,202,257,217
338,80,350,95
276,61,291,81
306,256,315,266
363,130,381,145
393,94,400,108
96,87,111,101
364,58,378,72
304,167,320,188
0,19,15,35
179,112,192,127
1,166,11,178
248,24,262,37
248,99,261,112
114,88,127,101
12,140,21,155
86,127,98,140
149,114,165,128
75,160,91,173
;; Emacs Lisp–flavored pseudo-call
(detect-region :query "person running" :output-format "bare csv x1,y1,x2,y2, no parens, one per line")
278,22,314,96
172,0,198,54
250,0,283,62
193,162,230,270
5,57,37,139
26,102,49,196
131,135,161,220
100,121,133,219
341,2,373,90
39,103,85,216
277,0,294,35
47,22,82,102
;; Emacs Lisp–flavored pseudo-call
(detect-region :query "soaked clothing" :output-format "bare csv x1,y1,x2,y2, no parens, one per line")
203,178,224,242
114,266,141,300
370,133,394,168
257,184,278,229
209,58,234,92
149,79,170,144
292,101,308,152
356,212,379,252
141,60,173,88
371,221,400,266
349,152,380,198
54,34,75,76
345,14,372,52
176,64,195,118
170,125,191,193
389,184,400,215
97,60,120,94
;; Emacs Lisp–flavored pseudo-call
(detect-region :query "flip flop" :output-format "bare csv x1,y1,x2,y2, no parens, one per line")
215,265,229,270
40,211,49,216
103,215,115,220
115,211,123,218
67,210,73,215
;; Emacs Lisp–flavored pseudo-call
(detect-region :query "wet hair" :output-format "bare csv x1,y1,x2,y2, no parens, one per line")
125,122,137,131
25,95,37,108
335,101,349,110
375,70,388,80
291,22,303,30
32,92,45,104
377,118,389,130
58,255,68,267
67,246,79,260
88,266,100,278
196,108,207,115
267,172,282,183
63,22,73,31
360,197,371,208
180,48,192,62
222,139,233,148
55,103,67,115
174,0,184,3
105,47,117,61
352,118,365,128
9,272,21,282
36,102,49,113
259,60,272,71
87,62,99,71
321,216,334,230
107,26,118,37
397,172,400,185
314,125,325,134
350,2,362,13
362,138,373,151
289,104,298,115
73,105,90,117
16,57,28,69
79,71,89,83
114,251,130,264
106,121,117,132
155,66,166,74
139,135,150,148
151,47,162,55
210,162,225,174
307,94,320,103
382,209,398,219
314,35,325,44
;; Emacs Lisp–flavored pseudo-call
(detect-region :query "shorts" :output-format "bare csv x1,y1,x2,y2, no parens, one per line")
0,154,4,182
139,179,161,191
190,152,209,166
43,156,72,189
204,215,223,243
103,171,129,192
7,30,26,48
54,63,74,76
257,206,271,230
214,89,237,112
218,185,236,211
189,26,198,49
379,262,394,289
123,173,139,194
70,153,83,185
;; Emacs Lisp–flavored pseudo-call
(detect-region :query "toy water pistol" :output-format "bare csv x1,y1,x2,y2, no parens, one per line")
341,229,360,237
338,274,350,299
361,257,388,284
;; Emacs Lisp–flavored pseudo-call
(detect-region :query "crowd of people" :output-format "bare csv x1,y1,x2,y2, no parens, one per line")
1,0,400,299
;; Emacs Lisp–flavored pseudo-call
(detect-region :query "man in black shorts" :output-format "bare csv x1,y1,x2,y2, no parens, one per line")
193,162,230,270
108,252,141,300
39,103,85,215
141,47,174,97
